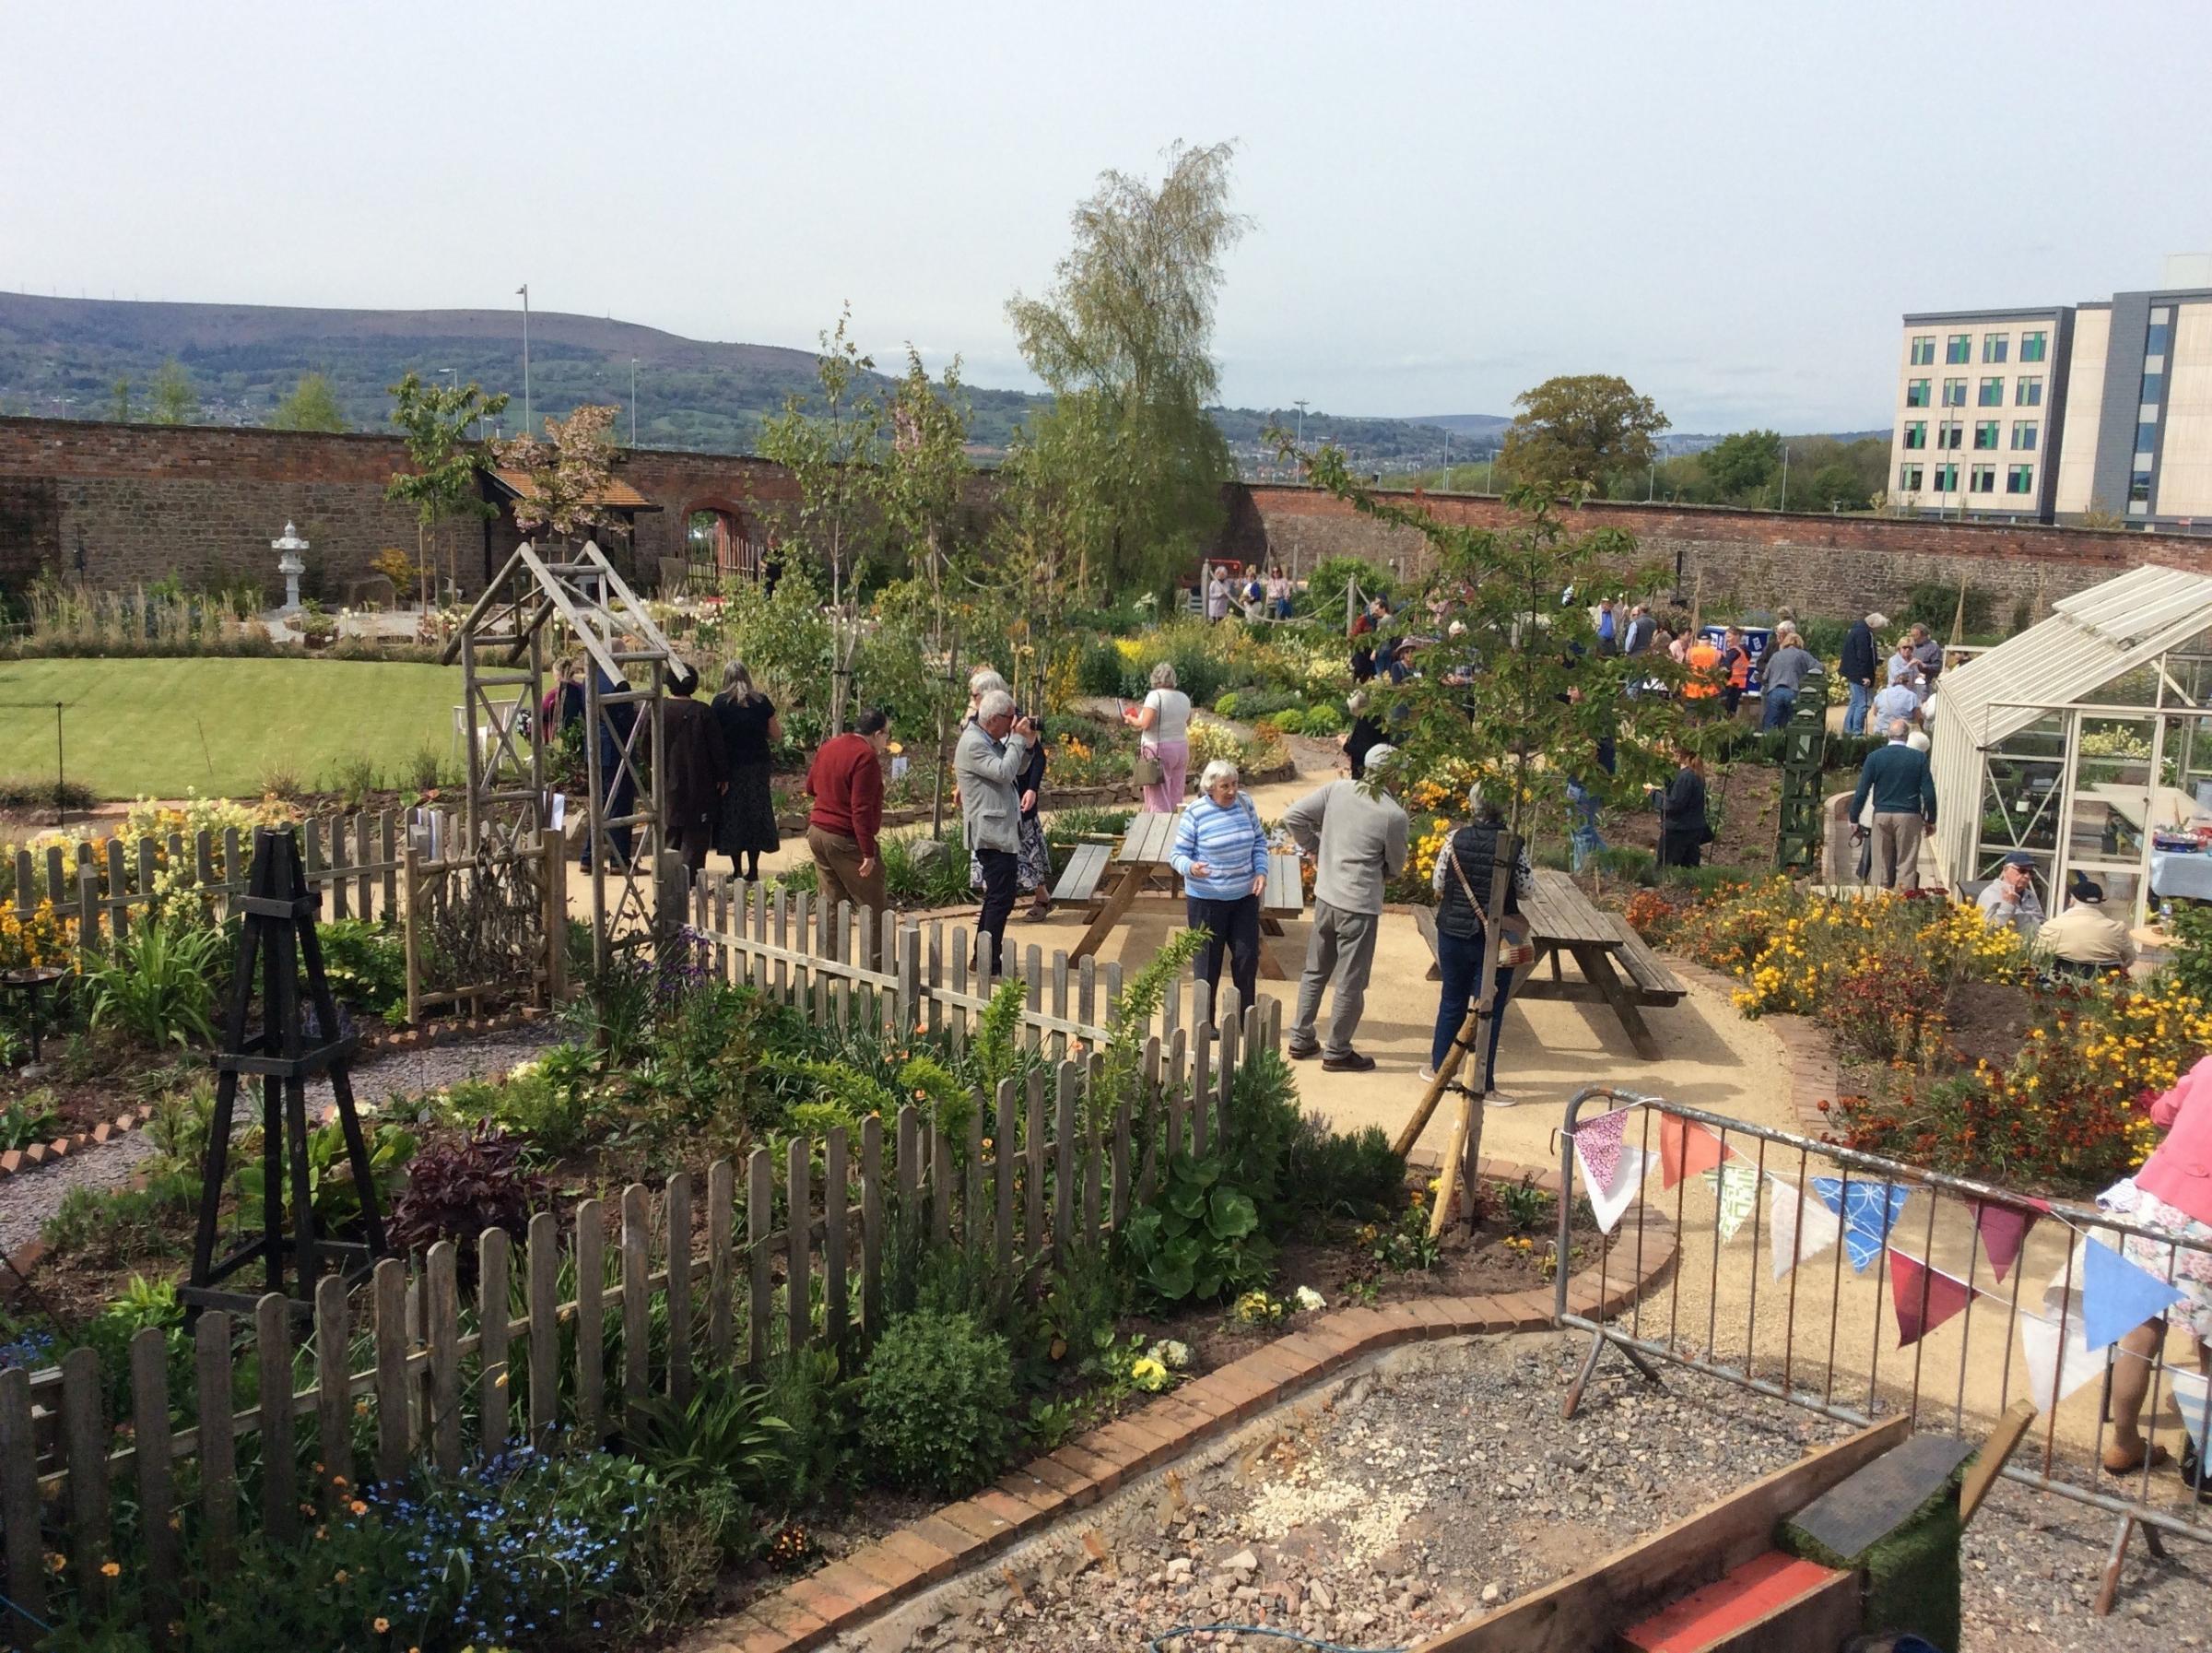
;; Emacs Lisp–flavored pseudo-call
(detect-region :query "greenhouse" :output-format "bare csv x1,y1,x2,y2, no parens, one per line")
1932,563,2212,923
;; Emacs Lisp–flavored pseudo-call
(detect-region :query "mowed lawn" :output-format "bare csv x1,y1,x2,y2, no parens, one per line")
0,657,469,799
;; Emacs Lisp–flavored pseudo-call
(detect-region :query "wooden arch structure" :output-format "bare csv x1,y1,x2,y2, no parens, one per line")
442,539,676,968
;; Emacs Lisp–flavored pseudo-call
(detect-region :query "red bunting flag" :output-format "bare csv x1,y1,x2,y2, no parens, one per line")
1659,1114,1733,1190
1968,1197,2049,1282
1888,1250,1974,1348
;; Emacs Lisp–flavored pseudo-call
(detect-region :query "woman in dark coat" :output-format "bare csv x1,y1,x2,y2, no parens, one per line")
712,659,782,882
662,666,729,874
1656,745,1711,869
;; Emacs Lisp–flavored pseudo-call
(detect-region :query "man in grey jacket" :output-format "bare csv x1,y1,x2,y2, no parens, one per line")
1282,746,1410,1070
956,688,1036,976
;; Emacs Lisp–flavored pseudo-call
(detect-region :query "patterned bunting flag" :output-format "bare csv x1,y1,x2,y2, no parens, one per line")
2171,1369,2211,1458
1700,1162,1761,1245
1659,1113,1732,1191
1768,1175,1842,1281
1571,1106,1631,1198
1969,1197,2048,1282
2080,1236,2186,1352
1587,1147,1653,1235
1888,1250,1974,1348
1810,1177,1912,1273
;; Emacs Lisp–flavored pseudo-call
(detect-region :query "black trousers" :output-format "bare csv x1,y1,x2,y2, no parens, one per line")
1658,831,1704,869
975,848,1018,976
1187,892,1261,1013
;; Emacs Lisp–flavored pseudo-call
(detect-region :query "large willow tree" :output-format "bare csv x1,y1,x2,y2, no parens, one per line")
1005,140,1249,600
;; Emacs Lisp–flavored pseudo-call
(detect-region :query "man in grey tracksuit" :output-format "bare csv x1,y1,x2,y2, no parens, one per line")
1282,746,1410,1071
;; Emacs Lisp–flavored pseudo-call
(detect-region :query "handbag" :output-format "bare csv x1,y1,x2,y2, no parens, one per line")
1446,835,1535,967
1133,749,1165,787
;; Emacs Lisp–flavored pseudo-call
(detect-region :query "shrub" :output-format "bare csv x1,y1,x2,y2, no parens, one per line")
0,775,97,812
1123,1152,1270,1304
1300,702,1347,736
232,1116,415,1238
41,1179,193,1261
0,1089,60,1152
764,1347,863,1511
85,915,226,1048
1282,1116,1406,1220
1818,953,1947,1066
626,1371,794,1516
326,754,380,807
1077,639,1133,698
1266,708,1306,736
387,1124,545,1264
256,762,305,800
858,1309,1016,1496
315,918,407,1019
406,740,445,793
483,1043,605,1157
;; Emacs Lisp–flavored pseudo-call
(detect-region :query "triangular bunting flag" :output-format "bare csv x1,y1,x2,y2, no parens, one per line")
1888,1250,1974,1348
1769,1175,1842,1281
2018,1306,2103,1412
2080,1236,2186,1352
1700,1162,1761,1245
1659,1114,1732,1190
1811,1178,1912,1272
1572,1106,1631,1198
1969,1197,2048,1282
1587,1146,1652,1235
2171,1369,2211,1458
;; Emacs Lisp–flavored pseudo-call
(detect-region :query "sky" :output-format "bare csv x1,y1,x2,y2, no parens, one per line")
6,1,2210,433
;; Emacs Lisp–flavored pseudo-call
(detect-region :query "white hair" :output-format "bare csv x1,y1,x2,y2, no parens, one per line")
969,667,1007,700
976,688,1016,721
1200,759,1241,791
1149,660,1179,690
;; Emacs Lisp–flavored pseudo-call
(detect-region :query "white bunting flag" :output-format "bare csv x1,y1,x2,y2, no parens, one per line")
2018,1251,2106,1414
1768,1175,1842,1281
1587,1146,1652,1235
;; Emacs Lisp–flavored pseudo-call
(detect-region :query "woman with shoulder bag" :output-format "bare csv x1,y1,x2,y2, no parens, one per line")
1124,661,1191,811
1423,784,1535,1107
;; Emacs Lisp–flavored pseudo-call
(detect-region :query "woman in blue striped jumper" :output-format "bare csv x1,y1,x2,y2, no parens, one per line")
1171,759,1271,1012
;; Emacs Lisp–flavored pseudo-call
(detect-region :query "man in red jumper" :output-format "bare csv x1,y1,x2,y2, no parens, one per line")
805,707,891,923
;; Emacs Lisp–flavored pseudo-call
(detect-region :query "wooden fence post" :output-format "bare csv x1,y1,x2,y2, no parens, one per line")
0,1366,43,1647
541,828,570,1006
402,843,423,1026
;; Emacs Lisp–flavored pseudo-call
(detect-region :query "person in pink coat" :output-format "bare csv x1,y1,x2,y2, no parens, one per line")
2106,1054,2212,1479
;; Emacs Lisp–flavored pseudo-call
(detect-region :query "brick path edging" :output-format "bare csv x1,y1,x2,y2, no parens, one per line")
687,1175,1679,1653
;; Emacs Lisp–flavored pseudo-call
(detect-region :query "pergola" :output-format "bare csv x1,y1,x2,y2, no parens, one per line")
1932,563,2212,923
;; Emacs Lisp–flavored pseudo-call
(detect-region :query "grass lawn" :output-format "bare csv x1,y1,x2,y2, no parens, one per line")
0,656,469,799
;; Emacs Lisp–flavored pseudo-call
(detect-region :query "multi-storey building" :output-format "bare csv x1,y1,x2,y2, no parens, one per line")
1889,264,2212,529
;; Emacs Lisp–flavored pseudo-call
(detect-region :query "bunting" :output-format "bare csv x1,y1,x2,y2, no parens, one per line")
1700,1162,1761,1245
1968,1197,2048,1283
1587,1147,1653,1235
1811,1178,1914,1273
2079,1236,2186,1352
1571,1106,1632,1198
1659,1114,1733,1191
2171,1369,2211,1458
1888,1250,1974,1347
1768,1175,1842,1281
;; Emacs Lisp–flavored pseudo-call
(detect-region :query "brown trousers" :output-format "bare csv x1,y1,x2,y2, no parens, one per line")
806,825,887,923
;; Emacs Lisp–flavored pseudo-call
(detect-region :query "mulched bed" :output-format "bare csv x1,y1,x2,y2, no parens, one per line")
1943,977,2038,1071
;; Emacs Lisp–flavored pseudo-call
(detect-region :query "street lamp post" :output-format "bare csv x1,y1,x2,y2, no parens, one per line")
516,284,532,431
630,357,638,447
1293,398,1309,445
1780,441,1791,512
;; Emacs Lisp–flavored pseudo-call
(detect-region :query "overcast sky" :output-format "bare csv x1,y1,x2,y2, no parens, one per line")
7,2,2207,432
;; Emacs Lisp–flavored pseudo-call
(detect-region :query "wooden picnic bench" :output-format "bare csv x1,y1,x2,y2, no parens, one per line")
1062,810,1305,977
1412,868,1683,1060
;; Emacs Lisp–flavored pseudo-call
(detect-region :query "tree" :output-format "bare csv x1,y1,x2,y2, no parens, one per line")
1700,429,1782,501
1499,374,1668,490
756,306,886,734
1005,139,1248,598
386,371,510,607
270,372,348,432
494,404,626,549
108,378,133,422
148,359,198,426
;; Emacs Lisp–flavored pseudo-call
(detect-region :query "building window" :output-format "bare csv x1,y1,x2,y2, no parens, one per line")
1938,421,1963,450
2021,330,2048,362
1935,463,1959,492
2016,377,2042,407
2142,372,2166,404
2006,465,2034,495
1978,377,2006,407
1983,333,2009,363
1906,378,1931,407
2137,419,2159,455
1970,465,1996,494
1902,421,1927,450
2130,470,2154,504
1943,377,1967,407
2011,420,2038,451
1899,464,1924,493
1973,420,1999,450
1909,336,1936,366
1946,334,1971,364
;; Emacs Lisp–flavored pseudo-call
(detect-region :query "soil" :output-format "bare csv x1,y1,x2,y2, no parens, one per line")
1943,977,2039,1071
1609,760,1783,871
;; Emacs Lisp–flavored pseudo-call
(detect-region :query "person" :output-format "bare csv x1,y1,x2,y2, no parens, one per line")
1909,623,1945,700
2037,877,2136,977
1266,565,1293,620
1350,635,1376,684
956,689,1036,976
581,648,639,873
1759,628,1818,730
1013,712,1053,919
1240,565,1265,619
659,665,729,874
1595,596,1618,647
539,657,585,733
1655,746,1711,869
1848,718,1936,891
1372,631,1401,686
1424,784,1535,1105
712,659,781,883
1719,626,1752,717
1683,632,1723,712
1342,691,1385,781
1666,618,1692,665
1886,637,1919,694
1977,851,2045,939
1206,565,1230,623
964,666,1007,729
804,707,890,924
1622,602,1656,657
1282,746,1409,1071
1870,671,1921,735
2100,1054,2212,1482
1171,759,1270,1011
1841,610,1886,737
1124,662,1192,811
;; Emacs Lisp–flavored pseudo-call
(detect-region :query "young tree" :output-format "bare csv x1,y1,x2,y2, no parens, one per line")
148,359,198,426
1500,374,1668,490
494,404,627,549
108,377,133,421
756,307,885,733
1005,139,1248,598
385,371,511,607
1699,429,1782,501
270,372,348,432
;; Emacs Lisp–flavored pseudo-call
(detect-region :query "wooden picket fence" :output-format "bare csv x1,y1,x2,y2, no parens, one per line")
0,898,1279,1647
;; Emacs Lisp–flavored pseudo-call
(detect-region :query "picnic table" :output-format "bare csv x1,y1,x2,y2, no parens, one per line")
1414,868,1684,1059
1053,809,1304,975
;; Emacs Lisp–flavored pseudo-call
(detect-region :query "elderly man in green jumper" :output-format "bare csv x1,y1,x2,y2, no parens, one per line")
1849,717,1936,891
1282,745,1410,1072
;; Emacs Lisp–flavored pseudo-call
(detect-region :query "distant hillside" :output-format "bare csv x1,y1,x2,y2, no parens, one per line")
0,291,1505,470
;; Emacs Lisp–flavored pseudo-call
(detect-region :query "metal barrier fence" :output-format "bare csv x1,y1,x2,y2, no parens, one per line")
1555,1086,2210,1612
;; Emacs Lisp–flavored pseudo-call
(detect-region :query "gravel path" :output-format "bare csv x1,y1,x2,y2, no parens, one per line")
0,1029,561,1259
841,1332,2207,1653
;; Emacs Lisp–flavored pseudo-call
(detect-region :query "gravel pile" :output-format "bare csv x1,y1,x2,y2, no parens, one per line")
843,1332,2206,1653
0,1029,560,1259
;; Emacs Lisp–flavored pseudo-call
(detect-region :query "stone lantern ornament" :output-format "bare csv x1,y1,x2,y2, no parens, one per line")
274,520,308,613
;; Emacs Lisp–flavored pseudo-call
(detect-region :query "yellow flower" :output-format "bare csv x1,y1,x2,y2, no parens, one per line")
100,1560,120,1578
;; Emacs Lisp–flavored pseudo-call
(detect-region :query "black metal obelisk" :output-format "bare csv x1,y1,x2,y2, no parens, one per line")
182,826,390,1316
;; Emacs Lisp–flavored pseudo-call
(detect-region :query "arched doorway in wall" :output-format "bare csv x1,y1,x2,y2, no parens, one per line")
683,500,763,584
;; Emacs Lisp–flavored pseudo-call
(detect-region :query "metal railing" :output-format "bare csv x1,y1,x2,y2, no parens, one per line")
1555,1086,2209,1612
